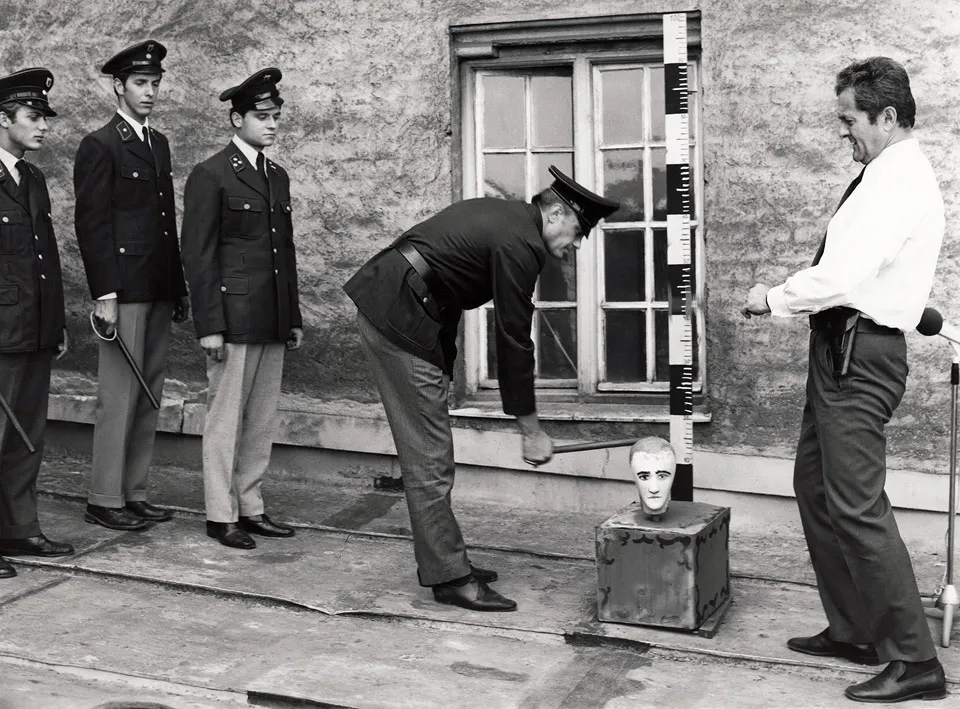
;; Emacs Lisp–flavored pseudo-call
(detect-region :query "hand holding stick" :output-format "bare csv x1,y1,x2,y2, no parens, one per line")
89,311,160,410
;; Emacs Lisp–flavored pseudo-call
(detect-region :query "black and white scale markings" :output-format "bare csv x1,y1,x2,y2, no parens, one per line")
664,12,694,502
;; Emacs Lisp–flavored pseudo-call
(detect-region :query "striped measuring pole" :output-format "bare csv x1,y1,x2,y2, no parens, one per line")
664,12,694,502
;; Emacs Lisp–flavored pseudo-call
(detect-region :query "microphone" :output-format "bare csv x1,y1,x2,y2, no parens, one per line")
917,307,960,346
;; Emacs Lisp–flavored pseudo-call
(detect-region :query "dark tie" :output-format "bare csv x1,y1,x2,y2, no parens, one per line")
15,160,30,205
811,169,865,266
255,151,266,178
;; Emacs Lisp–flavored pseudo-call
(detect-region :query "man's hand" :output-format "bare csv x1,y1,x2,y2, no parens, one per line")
172,296,191,323
286,327,304,351
199,333,225,361
742,283,772,319
56,327,69,360
93,298,119,336
516,412,554,466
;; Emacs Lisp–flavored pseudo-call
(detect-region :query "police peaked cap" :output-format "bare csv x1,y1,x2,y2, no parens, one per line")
0,68,57,117
548,165,620,234
102,39,167,76
220,68,284,113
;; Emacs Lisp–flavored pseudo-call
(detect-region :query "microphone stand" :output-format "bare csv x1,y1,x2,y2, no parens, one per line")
935,342,960,647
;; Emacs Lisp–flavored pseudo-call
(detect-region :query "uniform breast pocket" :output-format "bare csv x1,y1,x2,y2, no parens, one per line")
226,196,264,238
119,165,153,201
385,271,440,351
0,210,25,255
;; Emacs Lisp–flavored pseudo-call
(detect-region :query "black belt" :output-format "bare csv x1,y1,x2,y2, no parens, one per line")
809,308,900,336
394,240,440,292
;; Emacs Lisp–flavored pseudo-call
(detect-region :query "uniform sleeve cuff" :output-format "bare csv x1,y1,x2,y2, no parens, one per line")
97,293,118,300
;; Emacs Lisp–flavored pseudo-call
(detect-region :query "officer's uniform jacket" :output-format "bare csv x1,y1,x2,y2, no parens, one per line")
73,113,187,302
181,143,301,343
344,198,546,416
0,160,65,353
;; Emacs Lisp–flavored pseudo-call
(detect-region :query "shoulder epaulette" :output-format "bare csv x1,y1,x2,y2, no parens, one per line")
229,152,246,174
115,121,134,142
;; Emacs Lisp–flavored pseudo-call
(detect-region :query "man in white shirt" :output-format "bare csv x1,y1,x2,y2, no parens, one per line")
742,57,945,703
74,40,189,532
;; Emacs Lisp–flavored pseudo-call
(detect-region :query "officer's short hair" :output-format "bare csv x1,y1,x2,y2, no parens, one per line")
0,101,22,122
836,57,916,129
532,186,574,217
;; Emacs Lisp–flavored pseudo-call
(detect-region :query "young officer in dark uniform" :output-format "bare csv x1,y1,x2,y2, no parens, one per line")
0,68,74,577
344,167,618,611
180,69,302,550
74,40,189,532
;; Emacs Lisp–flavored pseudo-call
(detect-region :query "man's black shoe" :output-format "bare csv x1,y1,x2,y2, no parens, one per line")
787,628,880,665
432,576,517,612
470,565,497,584
0,533,74,557
845,660,946,703
0,557,16,579
85,504,148,531
206,521,256,549
126,501,172,522
238,514,294,538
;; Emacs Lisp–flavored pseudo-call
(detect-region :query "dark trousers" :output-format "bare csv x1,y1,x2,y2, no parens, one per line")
356,311,471,586
794,329,935,663
0,350,52,538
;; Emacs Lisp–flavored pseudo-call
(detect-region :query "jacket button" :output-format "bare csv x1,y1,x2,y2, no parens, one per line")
422,297,428,304
40,274,46,280
119,247,126,254
220,285,227,292
132,171,139,178
38,254,42,260
1,217,7,223
273,248,277,254
244,203,251,210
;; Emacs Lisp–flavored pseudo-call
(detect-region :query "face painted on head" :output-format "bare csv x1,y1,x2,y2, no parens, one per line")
629,440,676,517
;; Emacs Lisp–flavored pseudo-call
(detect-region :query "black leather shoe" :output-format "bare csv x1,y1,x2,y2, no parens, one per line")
845,660,946,703
85,504,148,531
0,533,74,557
125,501,172,522
432,576,517,612
787,628,880,665
206,521,256,549
238,514,295,538
0,557,15,579
470,565,498,584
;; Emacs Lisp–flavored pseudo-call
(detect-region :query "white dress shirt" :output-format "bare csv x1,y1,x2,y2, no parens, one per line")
0,145,25,185
231,135,262,169
766,138,944,331
98,110,152,301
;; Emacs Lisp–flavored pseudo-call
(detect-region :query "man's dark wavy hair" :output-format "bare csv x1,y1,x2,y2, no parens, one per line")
835,57,916,128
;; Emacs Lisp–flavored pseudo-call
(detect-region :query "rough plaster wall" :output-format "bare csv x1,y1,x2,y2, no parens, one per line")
2,0,959,472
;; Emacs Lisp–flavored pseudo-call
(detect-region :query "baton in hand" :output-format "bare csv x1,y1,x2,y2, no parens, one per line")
89,312,160,410
0,388,35,453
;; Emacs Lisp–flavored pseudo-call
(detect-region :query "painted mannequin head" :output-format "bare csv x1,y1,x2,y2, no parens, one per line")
629,437,676,518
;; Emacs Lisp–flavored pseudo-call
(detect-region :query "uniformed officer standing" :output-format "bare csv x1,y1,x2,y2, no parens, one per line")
74,40,189,532
180,69,302,550
0,68,74,577
343,168,618,611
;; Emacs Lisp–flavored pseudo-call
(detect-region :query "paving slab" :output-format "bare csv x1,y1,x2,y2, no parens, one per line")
0,575,903,709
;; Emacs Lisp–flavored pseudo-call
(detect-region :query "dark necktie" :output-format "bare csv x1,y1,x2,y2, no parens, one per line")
256,151,271,201
15,160,30,205
811,169,865,266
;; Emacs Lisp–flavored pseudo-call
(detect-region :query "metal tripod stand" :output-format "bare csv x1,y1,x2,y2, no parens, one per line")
934,356,960,647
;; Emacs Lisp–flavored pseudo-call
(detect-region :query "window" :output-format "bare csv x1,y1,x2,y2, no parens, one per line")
452,13,704,401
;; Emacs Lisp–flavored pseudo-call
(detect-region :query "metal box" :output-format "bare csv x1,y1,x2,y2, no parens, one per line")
596,500,731,630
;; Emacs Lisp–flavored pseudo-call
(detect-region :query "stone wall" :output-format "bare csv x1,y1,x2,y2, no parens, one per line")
2,0,959,472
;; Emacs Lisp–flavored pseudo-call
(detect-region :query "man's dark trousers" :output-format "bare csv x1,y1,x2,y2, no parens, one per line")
794,327,936,662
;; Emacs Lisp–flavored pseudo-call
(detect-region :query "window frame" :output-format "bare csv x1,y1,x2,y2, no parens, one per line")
451,13,704,403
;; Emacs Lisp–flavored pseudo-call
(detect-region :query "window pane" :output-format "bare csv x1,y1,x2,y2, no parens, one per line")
651,147,667,221
603,149,643,222
540,249,577,301
605,229,644,302
484,154,525,199
482,75,525,148
531,74,573,148
485,308,497,378
605,311,646,382
537,309,577,379
533,152,573,194
601,69,643,145
650,67,665,141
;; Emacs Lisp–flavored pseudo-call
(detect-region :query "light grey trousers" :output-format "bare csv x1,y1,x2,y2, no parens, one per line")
89,301,172,508
357,311,471,586
202,342,284,523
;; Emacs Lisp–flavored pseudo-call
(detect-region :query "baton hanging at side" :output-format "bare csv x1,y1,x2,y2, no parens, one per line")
0,388,35,454
89,312,160,410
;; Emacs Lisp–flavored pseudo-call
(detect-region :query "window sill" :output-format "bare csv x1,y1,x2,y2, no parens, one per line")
449,400,712,423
